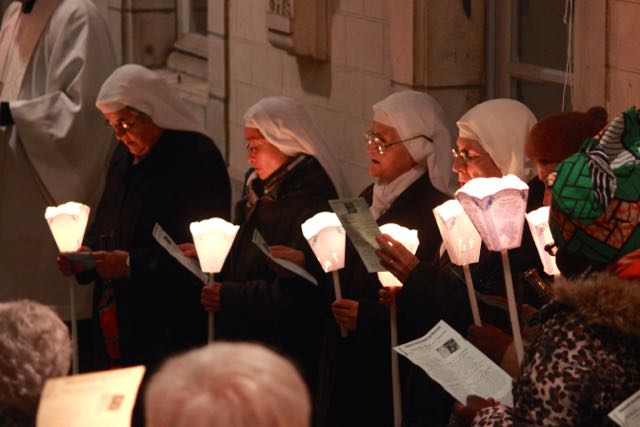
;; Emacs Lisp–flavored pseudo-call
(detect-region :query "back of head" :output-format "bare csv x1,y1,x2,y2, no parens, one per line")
0,300,71,423
244,96,348,196
457,99,537,180
526,106,608,162
96,64,208,138
145,342,311,427
372,90,457,195
550,106,640,277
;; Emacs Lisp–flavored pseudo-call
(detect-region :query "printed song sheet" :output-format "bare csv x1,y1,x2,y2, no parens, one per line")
36,366,145,427
152,223,207,283
609,388,640,426
252,229,318,285
329,198,384,272
394,320,513,406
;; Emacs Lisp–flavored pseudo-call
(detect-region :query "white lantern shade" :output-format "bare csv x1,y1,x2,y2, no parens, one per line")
525,206,560,276
455,175,529,251
301,212,346,273
433,199,482,266
190,218,239,274
377,223,420,288
44,202,91,252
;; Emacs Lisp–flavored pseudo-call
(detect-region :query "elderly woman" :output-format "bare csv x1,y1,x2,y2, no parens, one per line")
457,107,640,427
57,64,231,372
322,91,456,427
145,342,311,427
196,96,346,394
0,300,71,427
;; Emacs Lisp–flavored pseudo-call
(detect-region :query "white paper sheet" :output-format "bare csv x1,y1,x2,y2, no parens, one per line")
609,388,640,426
36,366,145,427
329,198,384,273
394,320,513,406
152,223,207,283
251,229,318,285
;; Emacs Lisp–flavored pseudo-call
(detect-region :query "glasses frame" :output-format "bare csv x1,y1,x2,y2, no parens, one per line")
363,130,433,155
451,147,476,163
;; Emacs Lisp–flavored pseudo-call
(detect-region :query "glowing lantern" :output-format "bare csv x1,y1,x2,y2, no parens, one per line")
525,207,560,276
190,217,240,342
455,175,529,364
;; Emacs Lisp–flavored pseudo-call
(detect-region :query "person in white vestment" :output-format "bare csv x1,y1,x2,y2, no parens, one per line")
0,0,116,329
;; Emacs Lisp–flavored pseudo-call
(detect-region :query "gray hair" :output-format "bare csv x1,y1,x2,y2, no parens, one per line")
0,300,71,422
145,342,311,427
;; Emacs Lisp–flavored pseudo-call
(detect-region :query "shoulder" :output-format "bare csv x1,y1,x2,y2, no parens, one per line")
282,155,337,199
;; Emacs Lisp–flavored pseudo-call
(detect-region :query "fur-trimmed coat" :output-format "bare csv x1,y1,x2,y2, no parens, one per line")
472,272,640,426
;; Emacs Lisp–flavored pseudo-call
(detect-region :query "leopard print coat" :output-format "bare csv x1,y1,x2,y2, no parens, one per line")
472,272,640,426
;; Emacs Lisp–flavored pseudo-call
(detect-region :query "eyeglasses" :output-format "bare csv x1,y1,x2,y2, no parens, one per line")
245,142,265,155
105,119,136,134
363,130,433,155
451,147,479,163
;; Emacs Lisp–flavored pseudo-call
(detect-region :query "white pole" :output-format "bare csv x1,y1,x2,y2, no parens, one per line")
331,270,347,337
390,301,402,427
68,278,79,374
462,264,482,326
500,250,524,364
207,273,214,343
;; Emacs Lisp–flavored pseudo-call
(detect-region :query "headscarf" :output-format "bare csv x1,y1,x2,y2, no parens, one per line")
96,64,210,138
243,96,348,197
550,106,640,272
372,90,457,195
457,99,537,180
369,91,456,218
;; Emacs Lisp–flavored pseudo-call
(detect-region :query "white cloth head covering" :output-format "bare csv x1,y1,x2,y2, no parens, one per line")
96,64,210,138
456,99,537,181
243,96,348,197
372,90,457,195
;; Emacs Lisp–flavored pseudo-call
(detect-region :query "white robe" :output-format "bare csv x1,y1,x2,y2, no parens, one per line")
0,0,116,320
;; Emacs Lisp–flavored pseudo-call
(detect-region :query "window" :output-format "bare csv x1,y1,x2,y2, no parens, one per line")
488,0,573,118
178,0,208,36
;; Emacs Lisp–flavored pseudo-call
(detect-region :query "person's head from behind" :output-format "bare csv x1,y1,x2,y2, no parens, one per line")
549,107,640,278
0,300,71,424
144,342,311,427
454,99,537,186
525,106,607,184
367,91,456,193
97,64,209,162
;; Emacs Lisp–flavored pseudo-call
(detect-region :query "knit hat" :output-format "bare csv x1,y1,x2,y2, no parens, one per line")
549,107,640,275
525,106,608,162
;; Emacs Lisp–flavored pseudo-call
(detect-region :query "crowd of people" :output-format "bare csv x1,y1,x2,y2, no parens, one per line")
0,1,639,427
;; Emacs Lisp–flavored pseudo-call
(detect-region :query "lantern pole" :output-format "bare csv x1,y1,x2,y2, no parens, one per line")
208,273,215,343
390,298,402,427
500,250,524,364
68,278,79,374
331,270,347,337
462,264,482,326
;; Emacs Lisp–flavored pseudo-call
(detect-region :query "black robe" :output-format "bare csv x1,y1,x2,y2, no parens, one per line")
320,173,454,427
79,129,231,369
215,155,337,392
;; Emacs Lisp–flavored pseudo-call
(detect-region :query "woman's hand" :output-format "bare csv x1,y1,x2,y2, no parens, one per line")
56,246,92,276
332,298,359,331
267,245,305,278
92,250,130,280
178,243,198,259
452,395,499,426
201,282,222,312
375,234,419,283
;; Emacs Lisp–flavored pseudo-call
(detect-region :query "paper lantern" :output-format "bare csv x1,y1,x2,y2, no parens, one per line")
44,202,90,252
525,206,560,276
301,212,346,273
190,218,239,274
433,199,482,266
377,223,419,288
455,175,529,251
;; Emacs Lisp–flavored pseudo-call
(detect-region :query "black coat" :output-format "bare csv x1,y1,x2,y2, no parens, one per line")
321,173,452,427
216,155,337,390
80,130,231,369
